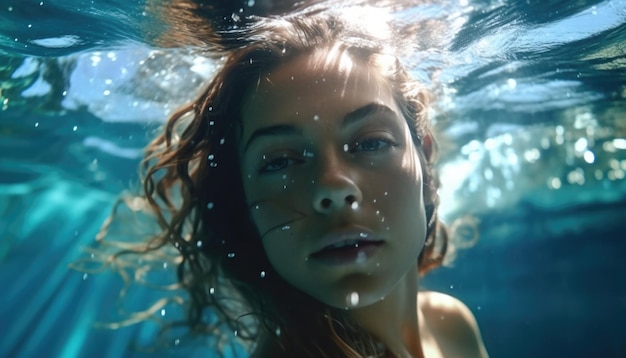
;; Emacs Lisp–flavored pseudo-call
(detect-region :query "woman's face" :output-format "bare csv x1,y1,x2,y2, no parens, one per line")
238,52,428,308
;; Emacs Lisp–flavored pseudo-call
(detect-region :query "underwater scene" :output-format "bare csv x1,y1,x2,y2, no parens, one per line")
1,0,625,357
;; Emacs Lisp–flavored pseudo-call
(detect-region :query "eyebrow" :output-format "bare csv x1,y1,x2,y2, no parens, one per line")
243,102,398,152
342,103,397,129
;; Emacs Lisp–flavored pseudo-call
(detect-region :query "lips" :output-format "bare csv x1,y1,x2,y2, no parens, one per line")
310,228,384,265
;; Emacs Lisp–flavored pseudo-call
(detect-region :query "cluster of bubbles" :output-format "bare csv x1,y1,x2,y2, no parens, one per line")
438,106,626,217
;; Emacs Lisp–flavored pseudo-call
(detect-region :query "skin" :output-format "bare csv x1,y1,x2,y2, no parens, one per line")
239,50,488,357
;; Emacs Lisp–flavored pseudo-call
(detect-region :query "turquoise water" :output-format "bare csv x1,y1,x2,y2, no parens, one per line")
1,0,625,357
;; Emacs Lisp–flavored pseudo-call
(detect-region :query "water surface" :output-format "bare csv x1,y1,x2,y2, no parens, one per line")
1,0,625,357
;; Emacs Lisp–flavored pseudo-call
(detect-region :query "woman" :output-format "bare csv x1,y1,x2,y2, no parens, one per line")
102,8,488,358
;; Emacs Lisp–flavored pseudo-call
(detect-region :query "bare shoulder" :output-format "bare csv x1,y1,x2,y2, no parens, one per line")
418,291,489,358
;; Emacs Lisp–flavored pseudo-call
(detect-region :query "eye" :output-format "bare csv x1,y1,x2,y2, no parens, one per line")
259,156,302,173
352,137,397,152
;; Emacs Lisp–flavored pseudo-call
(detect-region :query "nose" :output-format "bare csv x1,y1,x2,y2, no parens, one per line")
312,156,363,214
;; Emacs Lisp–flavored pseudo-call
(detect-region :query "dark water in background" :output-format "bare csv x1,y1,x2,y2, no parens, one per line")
1,0,625,357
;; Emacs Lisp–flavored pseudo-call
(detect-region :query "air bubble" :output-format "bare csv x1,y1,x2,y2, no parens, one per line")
208,154,214,160
275,326,281,336
227,252,235,258
281,225,290,231
197,241,203,248
351,202,359,210
359,232,368,238
507,78,517,89
260,271,266,278
343,144,349,152
313,114,320,121
160,309,166,317
82,273,88,280
347,292,359,306
356,251,366,264
219,138,225,145
549,177,562,189
209,287,215,294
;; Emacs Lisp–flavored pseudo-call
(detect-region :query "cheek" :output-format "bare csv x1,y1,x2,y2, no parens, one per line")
377,149,427,242
400,161,428,246
243,175,313,288
243,173,311,239
262,233,295,264
260,227,310,293
249,200,306,239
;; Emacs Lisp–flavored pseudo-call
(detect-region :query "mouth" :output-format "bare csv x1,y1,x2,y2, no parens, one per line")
310,232,384,265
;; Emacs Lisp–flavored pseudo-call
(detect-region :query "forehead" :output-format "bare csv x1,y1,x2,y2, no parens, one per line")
241,51,397,133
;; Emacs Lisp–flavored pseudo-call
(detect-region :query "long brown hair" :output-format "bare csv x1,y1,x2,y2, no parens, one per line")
87,8,448,357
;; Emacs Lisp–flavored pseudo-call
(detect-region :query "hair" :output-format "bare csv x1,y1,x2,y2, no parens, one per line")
86,7,449,358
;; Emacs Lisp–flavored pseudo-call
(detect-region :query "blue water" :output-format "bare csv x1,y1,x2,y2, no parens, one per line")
1,0,625,357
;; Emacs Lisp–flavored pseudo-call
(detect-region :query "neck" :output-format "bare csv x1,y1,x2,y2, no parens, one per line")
347,266,425,358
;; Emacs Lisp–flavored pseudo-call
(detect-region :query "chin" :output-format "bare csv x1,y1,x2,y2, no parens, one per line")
312,278,394,310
